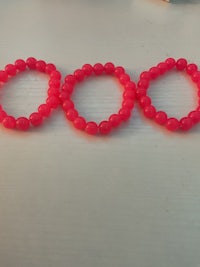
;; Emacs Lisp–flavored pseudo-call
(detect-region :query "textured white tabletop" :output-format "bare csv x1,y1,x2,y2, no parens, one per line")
0,1,200,267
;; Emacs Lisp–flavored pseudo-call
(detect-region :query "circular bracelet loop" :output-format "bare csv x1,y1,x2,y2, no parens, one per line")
60,62,136,135
137,57,200,131
0,57,61,131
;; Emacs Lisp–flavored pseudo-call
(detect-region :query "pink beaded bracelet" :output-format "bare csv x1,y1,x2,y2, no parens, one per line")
0,57,199,135
0,58,61,130
60,62,136,135
137,58,200,131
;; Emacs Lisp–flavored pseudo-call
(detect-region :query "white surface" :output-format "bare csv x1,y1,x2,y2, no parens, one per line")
0,1,200,267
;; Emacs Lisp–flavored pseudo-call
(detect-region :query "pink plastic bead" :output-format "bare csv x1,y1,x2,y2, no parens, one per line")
93,63,104,75
82,64,93,76
155,111,167,125
29,112,43,127
109,114,121,127
2,116,16,129
104,62,115,74
16,117,30,131
98,121,112,135
36,60,46,72
165,58,176,69
85,122,98,135
15,59,26,71
180,117,194,131
73,117,86,130
26,57,37,69
5,64,17,76
166,118,180,131
176,58,187,71
144,105,156,119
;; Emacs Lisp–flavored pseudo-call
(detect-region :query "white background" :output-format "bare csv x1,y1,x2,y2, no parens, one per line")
0,0,200,266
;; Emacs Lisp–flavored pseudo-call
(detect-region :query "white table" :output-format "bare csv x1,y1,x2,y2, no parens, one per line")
0,1,200,266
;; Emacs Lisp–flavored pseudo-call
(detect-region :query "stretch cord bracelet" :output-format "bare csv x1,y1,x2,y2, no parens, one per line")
60,62,136,135
0,57,199,134
0,58,61,130
137,57,200,131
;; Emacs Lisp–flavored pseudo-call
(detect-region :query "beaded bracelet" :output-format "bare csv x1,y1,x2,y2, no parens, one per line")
0,58,61,130
137,58,200,131
0,57,199,134
60,62,136,135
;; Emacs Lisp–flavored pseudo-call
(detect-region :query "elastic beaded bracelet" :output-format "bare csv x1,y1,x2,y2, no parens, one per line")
60,62,136,135
0,58,61,131
137,58,200,131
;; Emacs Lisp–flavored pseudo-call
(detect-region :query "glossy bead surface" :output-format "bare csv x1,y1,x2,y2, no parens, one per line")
16,117,30,131
186,63,198,75
123,90,136,100
3,116,16,129
5,64,17,76
82,64,93,76
166,118,180,131
109,114,121,127
125,81,136,91
137,79,149,90
85,122,98,135
136,88,146,99
180,117,193,131
119,74,130,85
122,99,134,109
66,109,78,121
73,117,86,130
38,104,51,117
140,71,151,80
74,69,85,81
149,67,160,79
104,62,115,74
62,83,73,94
26,57,37,69
165,58,176,69
36,60,46,72
48,87,60,97
46,96,60,109
157,62,168,74
48,79,60,88
51,70,61,80
29,112,43,127
188,110,200,123
98,121,112,135
119,108,131,120
155,111,167,125
93,63,104,75
45,63,56,74
144,105,156,119
191,71,200,83
139,96,151,108
62,100,74,111
15,59,26,71
114,66,125,77
176,58,187,70
59,91,70,101
65,75,76,85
